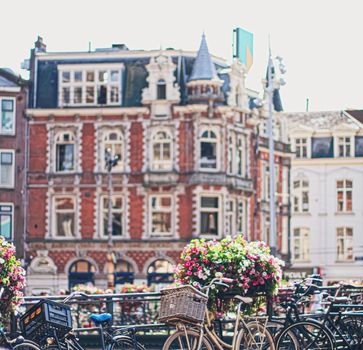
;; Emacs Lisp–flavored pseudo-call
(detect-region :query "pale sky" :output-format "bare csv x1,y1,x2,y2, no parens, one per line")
2,0,362,112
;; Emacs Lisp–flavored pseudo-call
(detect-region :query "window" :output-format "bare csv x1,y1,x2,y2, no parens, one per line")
228,135,234,174
295,138,308,158
337,227,353,261
59,66,122,106
337,180,352,212
102,130,124,171
150,195,172,236
261,163,278,201
0,204,13,240
68,259,95,289
227,200,236,235
53,197,76,237
355,136,363,157
200,130,218,170
114,259,134,285
312,137,334,158
293,228,310,261
200,196,220,236
101,195,123,237
1,98,15,134
237,135,245,176
338,137,351,157
55,132,75,172
237,199,248,236
0,150,14,187
147,259,174,288
157,80,166,100
293,179,309,213
151,131,172,170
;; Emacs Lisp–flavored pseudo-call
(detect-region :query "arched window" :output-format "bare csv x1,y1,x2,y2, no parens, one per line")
200,130,218,170
55,131,75,172
114,259,134,285
102,130,124,171
68,259,96,289
151,131,172,170
157,79,166,100
293,178,309,213
147,259,174,286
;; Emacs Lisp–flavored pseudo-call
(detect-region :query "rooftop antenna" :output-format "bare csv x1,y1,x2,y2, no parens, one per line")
306,98,310,112
88,41,92,52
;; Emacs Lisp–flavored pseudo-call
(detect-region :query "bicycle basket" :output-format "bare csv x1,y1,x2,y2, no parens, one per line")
159,285,208,325
20,299,72,344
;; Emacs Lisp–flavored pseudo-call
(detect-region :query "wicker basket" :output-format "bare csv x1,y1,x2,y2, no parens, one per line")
159,285,208,325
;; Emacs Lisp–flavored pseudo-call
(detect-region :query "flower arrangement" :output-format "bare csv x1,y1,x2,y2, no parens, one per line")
175,236,284,312
118,284,151,293
0,237,26,323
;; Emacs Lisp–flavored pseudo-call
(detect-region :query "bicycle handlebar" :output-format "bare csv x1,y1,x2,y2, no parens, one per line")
200,277,233,292
62,291,89,304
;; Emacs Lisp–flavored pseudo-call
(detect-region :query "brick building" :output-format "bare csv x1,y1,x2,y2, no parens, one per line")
0,68,27,258
24,36,291,294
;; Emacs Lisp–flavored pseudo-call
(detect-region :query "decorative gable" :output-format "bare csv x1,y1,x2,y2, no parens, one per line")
142,54,180,104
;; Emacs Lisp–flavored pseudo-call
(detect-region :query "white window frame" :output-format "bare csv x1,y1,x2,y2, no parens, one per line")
293,178,309,213
0,149,15,188
227,134,235,175
236,135,245,177
102,129,124,172
100,194,125,238
150,130,173,171
0,203,14,241
199,129,220,171
292,228,310,262
336,227,353,262
54,131,76,173
149,194,174,237
336,136,352,157
198,194,222,238
52,195,77,239
295,137,308,159
0,97,16,135
58,63,123,107
336,179,353,213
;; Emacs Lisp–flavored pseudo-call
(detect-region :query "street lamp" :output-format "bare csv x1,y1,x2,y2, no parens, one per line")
265,51,286,256
105,148,118,287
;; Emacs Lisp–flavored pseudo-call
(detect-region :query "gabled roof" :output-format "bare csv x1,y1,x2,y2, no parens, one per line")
0,68,27,87
189,34,218,81
345,110,363,125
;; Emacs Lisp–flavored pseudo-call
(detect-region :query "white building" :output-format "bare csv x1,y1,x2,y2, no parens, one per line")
286,110,363,282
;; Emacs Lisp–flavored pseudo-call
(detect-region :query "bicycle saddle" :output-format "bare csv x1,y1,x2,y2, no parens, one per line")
89,313,112,325
234,295,253,304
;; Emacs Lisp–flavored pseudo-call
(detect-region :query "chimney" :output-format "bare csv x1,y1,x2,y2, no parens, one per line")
34,36,46,52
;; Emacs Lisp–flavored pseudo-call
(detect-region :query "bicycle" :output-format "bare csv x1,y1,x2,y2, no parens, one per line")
161,277,275,350
0,327,41,350
20,291,146,350
275,282,363,349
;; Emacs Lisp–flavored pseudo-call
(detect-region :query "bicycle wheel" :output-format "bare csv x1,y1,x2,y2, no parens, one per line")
112,335,146,350
267,321,299,350
13,340,41,350
236,321,275,350
276,321,334,350
162,330,213,350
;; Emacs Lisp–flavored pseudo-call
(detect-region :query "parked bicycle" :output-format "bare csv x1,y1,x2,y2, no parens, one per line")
19,291,146,350
160,277,275,350
271,277,363,349
0,327,41,350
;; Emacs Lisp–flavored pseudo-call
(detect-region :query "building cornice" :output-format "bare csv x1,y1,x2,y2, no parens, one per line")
26,107,149,117
292,157,363,166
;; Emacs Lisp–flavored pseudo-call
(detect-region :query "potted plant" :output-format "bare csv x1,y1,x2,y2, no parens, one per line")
174,235,284,313
0,237,26,325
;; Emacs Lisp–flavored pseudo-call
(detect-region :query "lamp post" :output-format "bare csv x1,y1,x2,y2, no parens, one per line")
265,51,286,256
105,148,118,287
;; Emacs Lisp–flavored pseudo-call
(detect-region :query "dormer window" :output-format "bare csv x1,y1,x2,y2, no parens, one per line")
157,80,166,100
58,64,123,107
